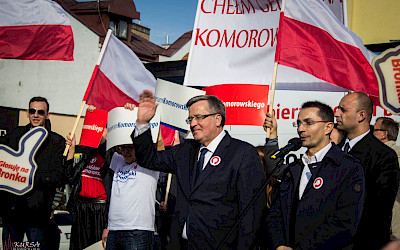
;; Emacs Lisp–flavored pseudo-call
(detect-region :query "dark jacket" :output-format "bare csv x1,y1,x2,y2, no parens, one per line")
0,123,65,225
340,128,400,249
266,143,365,250
133,129,267,249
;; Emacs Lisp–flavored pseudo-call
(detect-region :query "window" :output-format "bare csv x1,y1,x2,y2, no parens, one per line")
119,20,127,39
109,18,128,39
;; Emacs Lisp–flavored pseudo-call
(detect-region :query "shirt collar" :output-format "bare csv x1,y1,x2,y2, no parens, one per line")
200,130,226,154
302,142,332,166
345,129,370,149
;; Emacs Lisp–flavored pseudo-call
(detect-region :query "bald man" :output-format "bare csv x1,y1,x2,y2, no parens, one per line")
335,92,400,249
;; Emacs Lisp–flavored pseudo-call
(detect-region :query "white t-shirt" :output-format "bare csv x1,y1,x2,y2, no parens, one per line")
107,152,159,231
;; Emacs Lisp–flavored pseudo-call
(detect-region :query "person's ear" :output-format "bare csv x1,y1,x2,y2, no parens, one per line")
215,114,222,127
383,130,388,140
325,122,334,136
357,110,366,123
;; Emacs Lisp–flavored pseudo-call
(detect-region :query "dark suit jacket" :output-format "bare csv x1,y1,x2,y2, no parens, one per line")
266,143,365,249
341,129,400,249
132,130,267,249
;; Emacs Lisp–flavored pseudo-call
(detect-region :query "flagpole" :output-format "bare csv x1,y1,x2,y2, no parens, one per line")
164,174,172,204
266,62,278,138
266,0,285,138
63,29,113,156
63,101,86,156
156,126,172,205
164,130,180,205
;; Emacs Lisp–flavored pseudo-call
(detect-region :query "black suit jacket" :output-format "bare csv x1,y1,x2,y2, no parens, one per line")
340,128,400,249
132,130,266,249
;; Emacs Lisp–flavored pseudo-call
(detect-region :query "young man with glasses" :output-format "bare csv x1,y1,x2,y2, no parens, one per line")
101,143,159,250
0,96,65,249
266,101,365,249
335,92,399,249
132,90,266,249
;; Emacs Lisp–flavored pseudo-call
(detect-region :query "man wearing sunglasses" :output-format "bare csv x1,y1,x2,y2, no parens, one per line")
266,101,365,249
131,90,266,249
0,96,65,249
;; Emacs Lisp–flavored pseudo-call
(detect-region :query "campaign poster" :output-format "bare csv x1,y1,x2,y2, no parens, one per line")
107,107,161,150
79,109,108,148
0,127,48,195
155,79,205,131
204,84,269,126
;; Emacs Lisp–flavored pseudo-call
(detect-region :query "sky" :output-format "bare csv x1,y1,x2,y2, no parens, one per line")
132,0,198,46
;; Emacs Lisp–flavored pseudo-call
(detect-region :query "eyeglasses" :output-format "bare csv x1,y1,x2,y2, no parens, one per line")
28,108,46,116
374,129,386,132
293,120,330,127
118,145,134,151
185,113,218,124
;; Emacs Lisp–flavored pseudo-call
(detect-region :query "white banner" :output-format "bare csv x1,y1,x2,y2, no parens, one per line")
107,107,160,150
155,79,206,131
184,0,345,91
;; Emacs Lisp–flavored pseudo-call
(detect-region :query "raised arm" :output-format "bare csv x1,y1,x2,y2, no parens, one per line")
136,90,158,125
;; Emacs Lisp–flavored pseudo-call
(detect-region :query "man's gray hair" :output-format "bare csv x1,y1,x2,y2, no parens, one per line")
186,95,226,126
376,117,399,141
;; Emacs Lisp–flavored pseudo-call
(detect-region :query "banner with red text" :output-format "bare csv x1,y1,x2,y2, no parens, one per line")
0,127,47,195
79,109,108,148
184,0,346,91
204,84,269,126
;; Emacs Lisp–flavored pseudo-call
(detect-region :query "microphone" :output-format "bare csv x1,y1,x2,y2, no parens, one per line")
271,138,302,159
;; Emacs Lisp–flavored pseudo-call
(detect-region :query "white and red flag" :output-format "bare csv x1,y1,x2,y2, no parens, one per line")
0,0,74,61
82,30,176,145
275,0,378,97
83,30,156,111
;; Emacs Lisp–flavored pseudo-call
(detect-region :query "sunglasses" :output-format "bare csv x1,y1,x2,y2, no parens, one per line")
28,108,46,116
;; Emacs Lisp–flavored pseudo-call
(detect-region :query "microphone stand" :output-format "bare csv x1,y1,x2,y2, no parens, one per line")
216,155,286,250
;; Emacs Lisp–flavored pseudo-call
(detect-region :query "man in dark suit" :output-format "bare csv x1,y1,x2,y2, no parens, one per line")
266,101,365,250
335,92,400,249
131,90,266,249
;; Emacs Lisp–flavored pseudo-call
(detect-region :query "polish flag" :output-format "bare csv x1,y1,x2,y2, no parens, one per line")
0,0,74,61
83,30,156,111
83,30,175,145
275,0,378,97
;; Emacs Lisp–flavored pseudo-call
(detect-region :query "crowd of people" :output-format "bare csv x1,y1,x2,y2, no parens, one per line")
0,91,400,250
